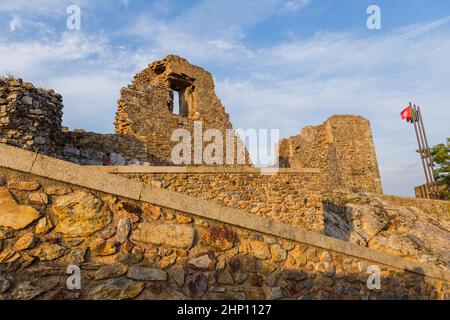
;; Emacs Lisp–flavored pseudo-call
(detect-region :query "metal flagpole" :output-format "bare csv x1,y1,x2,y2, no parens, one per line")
416,106,438,199
410,103,431,198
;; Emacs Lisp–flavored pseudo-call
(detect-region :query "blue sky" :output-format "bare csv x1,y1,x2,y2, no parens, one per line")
1,0,449,196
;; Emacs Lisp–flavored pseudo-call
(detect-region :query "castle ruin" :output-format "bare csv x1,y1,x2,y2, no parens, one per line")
0,55,449,300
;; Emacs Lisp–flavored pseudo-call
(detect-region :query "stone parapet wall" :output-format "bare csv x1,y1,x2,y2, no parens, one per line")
102,167,324,231
376,194,450,224
57,131,164,166
0,77,63,155
0,144,449,300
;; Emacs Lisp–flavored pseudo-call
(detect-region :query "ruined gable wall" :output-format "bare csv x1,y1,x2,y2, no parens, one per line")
279,115,383,194
115,55,251,165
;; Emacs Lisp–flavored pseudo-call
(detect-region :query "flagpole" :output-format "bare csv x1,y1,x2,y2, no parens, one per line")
417,106,438,198
414,105,434,198
410,102,432,198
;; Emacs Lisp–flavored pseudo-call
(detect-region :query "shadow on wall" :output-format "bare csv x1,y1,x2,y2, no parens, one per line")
0,249,443,300
323,198,360,243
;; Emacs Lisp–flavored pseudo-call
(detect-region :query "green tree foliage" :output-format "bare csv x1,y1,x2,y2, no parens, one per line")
431,138,450,199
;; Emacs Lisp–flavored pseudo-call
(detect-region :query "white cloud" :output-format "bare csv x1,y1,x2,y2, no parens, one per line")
0,0,91,16
396,15,450,40
0,32,107,76
123,0,311,64
282,0,310,13
9,15,21,31
0,29,159,133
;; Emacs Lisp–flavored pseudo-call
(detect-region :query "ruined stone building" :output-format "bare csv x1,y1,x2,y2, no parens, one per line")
0,55,449,300
116,55,248,165
1,55,249,167
279,115,383,194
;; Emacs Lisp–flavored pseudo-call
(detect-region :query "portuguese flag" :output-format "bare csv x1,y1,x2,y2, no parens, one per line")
400,106,417,123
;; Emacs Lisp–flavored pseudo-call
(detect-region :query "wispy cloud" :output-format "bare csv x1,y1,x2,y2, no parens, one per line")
282,0,311,13
123,0,311,63
0,0,91,16
8,15,21,31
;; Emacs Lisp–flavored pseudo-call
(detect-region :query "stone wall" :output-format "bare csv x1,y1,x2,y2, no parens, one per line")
107,167,450,268
0,77,157,166
0,77,63,155
0,168,448,300
376,194,450,224
0,144,449,300
58,131,164,166
115,55,251,165
279,115,383,194
112,167,324,231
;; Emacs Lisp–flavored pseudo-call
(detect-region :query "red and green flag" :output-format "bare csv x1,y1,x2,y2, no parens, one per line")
400,106,417,123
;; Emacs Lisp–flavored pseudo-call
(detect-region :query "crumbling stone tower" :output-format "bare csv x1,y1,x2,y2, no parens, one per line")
0,77,63,155
279,115,383,194
115,55,248,165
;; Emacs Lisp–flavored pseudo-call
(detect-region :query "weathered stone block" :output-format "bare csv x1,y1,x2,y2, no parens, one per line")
131,223,195,249
32,243,68,261
52,191,111,237
128,267,167,281
95,265,128,280
0,188,40,230
188,254,216,270
90,239,117,256
28,192,48,205
88,278,144,300
200,225,236,251
249,240,271,260
14,234,37,251
7,181,40,191
115,217,131,244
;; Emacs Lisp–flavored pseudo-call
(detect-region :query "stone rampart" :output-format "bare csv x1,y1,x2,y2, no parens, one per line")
0,143,448,300
98,166,324,231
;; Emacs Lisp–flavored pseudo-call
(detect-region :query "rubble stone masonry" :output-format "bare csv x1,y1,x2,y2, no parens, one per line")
0,77,63,155
279,115,383,194
0,145,448,300
115,55,251,165
2,56,448,300
113,167,325,231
